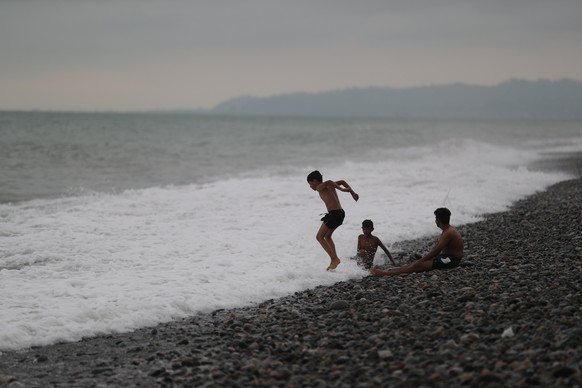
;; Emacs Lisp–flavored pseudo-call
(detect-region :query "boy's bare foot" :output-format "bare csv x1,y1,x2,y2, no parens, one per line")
326,258,341,271
370,266,378,276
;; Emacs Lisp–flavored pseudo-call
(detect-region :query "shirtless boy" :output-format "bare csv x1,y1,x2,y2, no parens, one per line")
371,208,463,277
307,170,359,271
356,219,396,270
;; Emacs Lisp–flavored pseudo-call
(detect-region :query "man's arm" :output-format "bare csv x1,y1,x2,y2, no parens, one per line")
420,232,451,262
376,237,396,266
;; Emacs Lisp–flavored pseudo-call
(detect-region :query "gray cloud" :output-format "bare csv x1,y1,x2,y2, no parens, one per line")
1,0,581,110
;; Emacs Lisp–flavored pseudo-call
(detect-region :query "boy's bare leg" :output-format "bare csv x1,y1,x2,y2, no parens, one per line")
316,224,341,271
325,232,341,270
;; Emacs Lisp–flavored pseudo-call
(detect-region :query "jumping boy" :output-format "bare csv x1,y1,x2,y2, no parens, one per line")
355,219,396,270
307,170,359,271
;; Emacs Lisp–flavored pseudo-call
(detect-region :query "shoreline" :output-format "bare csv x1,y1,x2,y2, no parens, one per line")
1,170,581,386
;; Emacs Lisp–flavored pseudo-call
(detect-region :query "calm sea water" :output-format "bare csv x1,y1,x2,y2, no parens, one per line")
2,112,580,203
1,111,581,351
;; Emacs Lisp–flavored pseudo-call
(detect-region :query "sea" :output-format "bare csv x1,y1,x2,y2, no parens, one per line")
1,111,581,351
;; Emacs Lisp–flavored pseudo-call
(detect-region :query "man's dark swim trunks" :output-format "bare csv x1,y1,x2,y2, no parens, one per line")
432,253,462,269
321,209,345,229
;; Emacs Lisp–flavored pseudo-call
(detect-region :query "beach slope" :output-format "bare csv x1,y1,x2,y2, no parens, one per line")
1,179,581,387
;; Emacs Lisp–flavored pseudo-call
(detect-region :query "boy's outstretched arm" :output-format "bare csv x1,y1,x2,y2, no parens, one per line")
377,238,396,266
334,180,359,201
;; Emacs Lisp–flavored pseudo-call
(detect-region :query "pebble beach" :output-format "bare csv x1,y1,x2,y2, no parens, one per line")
1,167,581,387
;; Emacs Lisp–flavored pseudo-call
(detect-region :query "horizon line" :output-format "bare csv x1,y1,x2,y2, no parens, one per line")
1,77,580,114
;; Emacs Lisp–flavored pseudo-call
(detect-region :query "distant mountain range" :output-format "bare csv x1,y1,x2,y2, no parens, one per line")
210,79,582,119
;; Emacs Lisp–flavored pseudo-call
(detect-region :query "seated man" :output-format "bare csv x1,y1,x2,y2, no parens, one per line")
371,208,463,277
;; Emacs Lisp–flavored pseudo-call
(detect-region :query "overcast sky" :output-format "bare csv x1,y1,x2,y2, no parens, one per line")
1,0,582,111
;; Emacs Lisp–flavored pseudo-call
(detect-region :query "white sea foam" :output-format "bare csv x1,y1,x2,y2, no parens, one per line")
0,139,573,351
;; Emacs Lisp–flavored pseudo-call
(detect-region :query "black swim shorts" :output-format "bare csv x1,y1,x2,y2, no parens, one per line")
432,253,462,270
321,209,345,229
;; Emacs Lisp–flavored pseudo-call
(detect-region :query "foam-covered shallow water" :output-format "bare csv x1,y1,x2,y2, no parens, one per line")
0,113,580,351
